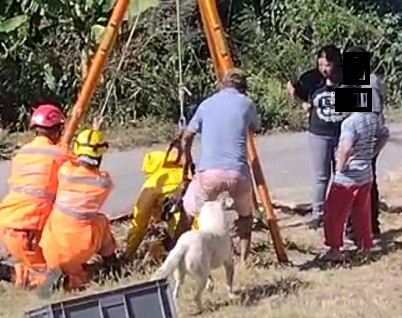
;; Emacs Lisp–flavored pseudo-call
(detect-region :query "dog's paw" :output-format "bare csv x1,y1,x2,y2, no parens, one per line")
228,291,240,301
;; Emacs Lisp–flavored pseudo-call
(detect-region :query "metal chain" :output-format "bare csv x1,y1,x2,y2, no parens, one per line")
175,0,191,130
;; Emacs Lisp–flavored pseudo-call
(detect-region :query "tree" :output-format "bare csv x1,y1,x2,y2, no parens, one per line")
0,0,158,127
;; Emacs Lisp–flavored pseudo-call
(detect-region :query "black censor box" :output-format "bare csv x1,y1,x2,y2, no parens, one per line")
335,50,372,112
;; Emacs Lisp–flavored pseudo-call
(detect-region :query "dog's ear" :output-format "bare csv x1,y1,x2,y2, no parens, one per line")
219,197,227,211
219,196,235,211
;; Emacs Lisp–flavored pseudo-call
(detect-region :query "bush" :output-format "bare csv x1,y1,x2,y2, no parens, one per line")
107,115,178,150
247,74,305,132
0,0,401,134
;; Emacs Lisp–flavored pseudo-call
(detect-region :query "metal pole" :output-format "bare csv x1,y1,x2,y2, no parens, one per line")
197,0,288,262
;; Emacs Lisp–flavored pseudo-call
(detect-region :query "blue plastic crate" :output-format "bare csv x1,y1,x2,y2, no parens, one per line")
25,278,178,318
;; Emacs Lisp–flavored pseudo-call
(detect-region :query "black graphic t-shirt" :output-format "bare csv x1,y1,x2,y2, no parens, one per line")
293,69,346,137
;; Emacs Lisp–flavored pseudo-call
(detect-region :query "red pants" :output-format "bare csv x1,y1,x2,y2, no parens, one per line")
324,182,372,250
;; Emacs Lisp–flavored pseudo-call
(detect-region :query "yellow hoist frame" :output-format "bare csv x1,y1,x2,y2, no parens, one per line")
60,0,288,263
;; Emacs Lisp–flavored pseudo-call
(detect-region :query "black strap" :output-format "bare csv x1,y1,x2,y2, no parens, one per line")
162,133,183,168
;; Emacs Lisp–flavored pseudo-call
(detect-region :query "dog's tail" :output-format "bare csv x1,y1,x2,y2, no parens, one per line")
152,242,187,280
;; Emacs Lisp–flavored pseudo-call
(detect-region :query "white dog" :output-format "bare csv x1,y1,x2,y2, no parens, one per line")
152,198,238,312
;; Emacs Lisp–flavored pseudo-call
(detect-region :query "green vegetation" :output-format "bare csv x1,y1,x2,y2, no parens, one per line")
0,0,401,136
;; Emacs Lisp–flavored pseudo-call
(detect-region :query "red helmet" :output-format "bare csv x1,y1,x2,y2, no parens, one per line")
30,104,65,128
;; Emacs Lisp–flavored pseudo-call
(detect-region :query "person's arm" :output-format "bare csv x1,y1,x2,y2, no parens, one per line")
336,120,357,172
286,80,307,104
371,86,382,114
373,124,390,157
376,76,387,123
287,69,320,111
371,74,387,106
182,104,203,177
182,130,196,178
246,102,260,133
287,83,311,112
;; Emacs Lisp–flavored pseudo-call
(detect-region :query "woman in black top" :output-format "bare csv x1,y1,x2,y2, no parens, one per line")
287,45,347,229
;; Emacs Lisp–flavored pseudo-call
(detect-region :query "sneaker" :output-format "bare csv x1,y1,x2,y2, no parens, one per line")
36,268,63,299
319,248,344,263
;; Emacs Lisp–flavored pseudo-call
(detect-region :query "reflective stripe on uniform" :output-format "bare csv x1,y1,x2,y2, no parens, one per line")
53,164,111,219
58,172,111,188
16,146,64,157
8,184,55,201
55,188,101,212
54,203,99,220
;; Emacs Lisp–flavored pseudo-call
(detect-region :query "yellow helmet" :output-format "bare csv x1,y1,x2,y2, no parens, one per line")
73,129,109,158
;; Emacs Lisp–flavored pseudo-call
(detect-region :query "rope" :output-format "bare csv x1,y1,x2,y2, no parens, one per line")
99,13,142,117
98,3,191,132
175,0,191,130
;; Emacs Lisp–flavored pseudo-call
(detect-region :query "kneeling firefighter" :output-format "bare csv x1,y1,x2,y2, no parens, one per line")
0,103,69,289
125,137,198,261
37,118,119,298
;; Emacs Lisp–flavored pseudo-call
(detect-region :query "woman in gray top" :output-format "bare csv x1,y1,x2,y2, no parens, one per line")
344,45,387,239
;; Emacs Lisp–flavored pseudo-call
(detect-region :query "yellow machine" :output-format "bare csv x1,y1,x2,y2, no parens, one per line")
125,139,198,262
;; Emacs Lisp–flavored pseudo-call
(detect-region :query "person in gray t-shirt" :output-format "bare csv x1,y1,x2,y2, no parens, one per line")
180,69,260,263
322,110,389,261
344,46,387,237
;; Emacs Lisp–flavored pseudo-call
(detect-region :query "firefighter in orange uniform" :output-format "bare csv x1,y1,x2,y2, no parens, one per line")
0,103,68,289
37,118,118,298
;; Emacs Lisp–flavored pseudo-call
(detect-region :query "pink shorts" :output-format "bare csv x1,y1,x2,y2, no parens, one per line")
182,169,253,217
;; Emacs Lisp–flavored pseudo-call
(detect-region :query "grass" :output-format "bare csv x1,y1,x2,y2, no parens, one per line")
2,205,402,318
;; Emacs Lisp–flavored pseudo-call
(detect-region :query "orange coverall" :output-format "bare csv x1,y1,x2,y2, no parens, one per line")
0,136,68,288
39,160,117,290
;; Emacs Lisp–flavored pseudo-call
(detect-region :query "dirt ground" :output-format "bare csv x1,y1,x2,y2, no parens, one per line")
1,172,402,318
1,201,402,318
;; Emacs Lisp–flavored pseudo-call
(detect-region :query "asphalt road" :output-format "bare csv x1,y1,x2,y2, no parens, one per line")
0,123,401,220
